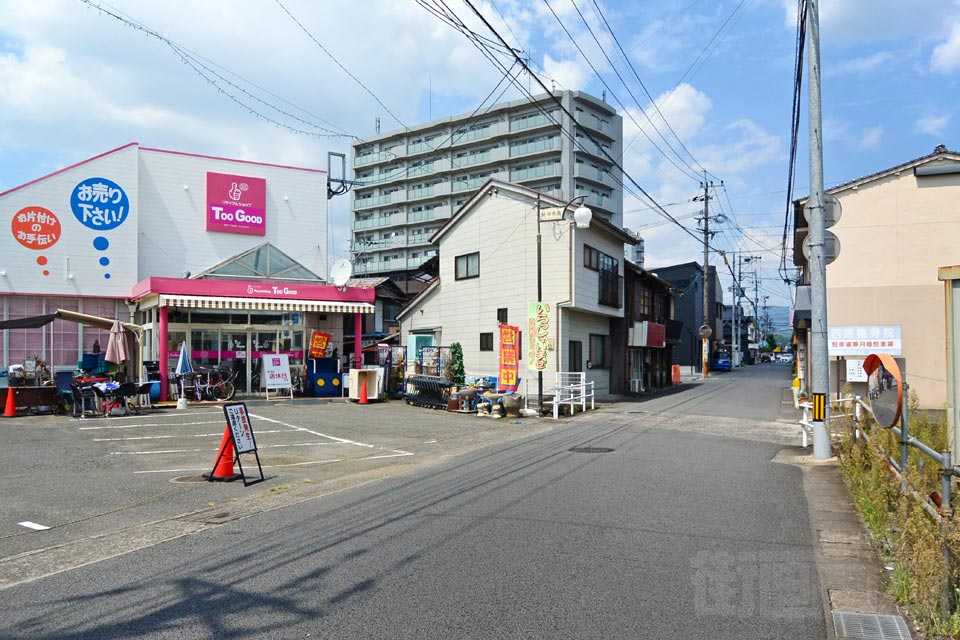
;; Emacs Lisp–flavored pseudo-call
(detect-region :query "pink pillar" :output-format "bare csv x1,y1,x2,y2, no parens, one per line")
354,313,362,369
159,306,169,402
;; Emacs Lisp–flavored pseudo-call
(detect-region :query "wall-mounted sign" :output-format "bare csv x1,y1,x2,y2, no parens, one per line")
206,172,266,236
828,325,901,356
499,323,520,391
12,206,61,250
527,302,550,371
70,177,130,231
846,358,868,383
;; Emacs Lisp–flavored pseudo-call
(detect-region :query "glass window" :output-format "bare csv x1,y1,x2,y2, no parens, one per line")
589,334,610,368
584,245,599,271
455,252,480,280
480,333,494,351
497,308,508,324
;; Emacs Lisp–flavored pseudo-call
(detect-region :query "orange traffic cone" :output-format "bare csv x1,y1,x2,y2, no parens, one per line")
359,378,369,404
203,426,241,482
3,388,16,418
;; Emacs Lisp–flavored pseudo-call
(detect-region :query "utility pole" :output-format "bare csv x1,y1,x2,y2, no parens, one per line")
695,175,714,378
807,0,832,458
733,253,739,367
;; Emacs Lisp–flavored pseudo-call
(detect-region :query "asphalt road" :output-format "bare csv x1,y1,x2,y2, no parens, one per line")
1,364,823,639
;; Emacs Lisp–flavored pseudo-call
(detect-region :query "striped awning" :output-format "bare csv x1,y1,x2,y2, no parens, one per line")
159,295,374,314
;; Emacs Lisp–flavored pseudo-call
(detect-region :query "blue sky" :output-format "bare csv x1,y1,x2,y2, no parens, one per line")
1,0,957,322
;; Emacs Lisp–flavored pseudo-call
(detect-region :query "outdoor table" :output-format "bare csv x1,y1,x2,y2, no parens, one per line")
3,386,58,415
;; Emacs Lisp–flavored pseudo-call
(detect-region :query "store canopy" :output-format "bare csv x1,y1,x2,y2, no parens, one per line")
158,294,374,314
0,309,143,377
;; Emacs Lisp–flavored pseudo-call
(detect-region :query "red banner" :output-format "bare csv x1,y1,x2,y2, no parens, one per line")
308,331,332,358
499,323,520,391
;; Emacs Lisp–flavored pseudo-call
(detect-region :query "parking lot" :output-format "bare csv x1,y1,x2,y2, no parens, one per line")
0,397,557,578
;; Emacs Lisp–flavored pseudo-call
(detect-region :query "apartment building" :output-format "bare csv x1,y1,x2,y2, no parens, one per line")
351,90,623,286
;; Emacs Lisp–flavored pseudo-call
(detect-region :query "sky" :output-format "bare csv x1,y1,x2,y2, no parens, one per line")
1,0,958,328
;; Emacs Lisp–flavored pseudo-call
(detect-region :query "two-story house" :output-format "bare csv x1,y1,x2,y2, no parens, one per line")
397,179,635,402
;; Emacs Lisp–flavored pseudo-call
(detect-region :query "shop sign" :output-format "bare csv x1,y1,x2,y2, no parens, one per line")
261,353,291,390
527,302,550,371
207,172,266,236
309,331,332,358
630,321,666,348
499,323,520,391
828,325,901,356
70,177,130,231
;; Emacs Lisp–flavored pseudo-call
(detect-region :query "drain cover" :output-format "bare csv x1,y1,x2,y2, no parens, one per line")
569,447,614,453
833,611,911,639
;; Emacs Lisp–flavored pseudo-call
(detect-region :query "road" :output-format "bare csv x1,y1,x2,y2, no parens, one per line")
1,364,823,639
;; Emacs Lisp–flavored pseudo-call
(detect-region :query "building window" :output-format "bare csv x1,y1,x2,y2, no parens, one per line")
584,245,599,271
589,334,610,368
569,340,583,372
480,333,494,351
497,308,508,324
455,252,480,280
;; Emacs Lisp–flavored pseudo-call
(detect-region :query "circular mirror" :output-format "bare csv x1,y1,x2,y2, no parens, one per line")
862,353,903,429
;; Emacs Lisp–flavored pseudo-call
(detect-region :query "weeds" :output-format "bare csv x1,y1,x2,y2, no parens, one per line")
835,391,958,637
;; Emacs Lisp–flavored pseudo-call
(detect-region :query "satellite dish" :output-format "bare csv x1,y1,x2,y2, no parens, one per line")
330,259,353,287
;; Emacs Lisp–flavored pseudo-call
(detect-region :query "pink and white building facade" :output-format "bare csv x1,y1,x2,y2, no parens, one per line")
0,143,373,398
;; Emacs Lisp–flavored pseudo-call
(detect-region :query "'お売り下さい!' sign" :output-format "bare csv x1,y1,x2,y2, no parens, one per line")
70,178,129,231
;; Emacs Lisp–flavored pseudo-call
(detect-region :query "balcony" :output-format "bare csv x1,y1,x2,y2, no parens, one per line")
354,192,397,210
408,205,451,222
509,137,559,158
510,164,560,182
355,149,401,166
451,121,509,147
353,214,398,231
451,175,492,194
574,112,616,140
510,111,560,133
573,163,611,186
406,233,434,248
452,149,491,169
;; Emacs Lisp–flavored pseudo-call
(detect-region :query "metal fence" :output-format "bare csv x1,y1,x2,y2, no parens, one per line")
548,372,594,419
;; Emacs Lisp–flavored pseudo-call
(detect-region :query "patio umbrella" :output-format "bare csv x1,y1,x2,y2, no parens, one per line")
174,342,192,398
104,319,130,366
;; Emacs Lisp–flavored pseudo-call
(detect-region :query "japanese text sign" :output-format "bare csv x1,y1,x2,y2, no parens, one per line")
261,353,291,390
70,177,130,231
223,403,257,454
309,331,332,358
828,325,901,356
206,172,266,236
527,302,550,371
499,323,520,391
12,206,60,250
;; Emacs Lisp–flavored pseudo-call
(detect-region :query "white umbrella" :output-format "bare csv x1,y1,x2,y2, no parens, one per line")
104,319,130,370
175,342,193,399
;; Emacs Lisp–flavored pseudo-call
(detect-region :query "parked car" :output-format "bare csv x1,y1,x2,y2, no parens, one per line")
776,353,794,363
711,353,732,372
760,353,772,363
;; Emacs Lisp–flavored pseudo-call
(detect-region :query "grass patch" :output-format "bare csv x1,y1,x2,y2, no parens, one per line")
836,390,959,637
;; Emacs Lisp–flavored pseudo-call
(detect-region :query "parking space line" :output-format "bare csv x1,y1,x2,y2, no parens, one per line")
94,429,287,442
250,413,413,458
111,442,340,455
79,420,226,431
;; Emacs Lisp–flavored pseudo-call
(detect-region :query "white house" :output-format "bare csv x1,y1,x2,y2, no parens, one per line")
397,180,635,401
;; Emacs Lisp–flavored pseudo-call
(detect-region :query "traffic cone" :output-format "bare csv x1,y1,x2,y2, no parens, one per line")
203,426,241,482
359,378,369,404
3,388,16,418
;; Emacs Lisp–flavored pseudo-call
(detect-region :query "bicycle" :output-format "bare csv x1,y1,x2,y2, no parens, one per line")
192,367,237,401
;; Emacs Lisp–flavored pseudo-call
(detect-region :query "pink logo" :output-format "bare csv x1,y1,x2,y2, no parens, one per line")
272,358,281,366
206,172,266,236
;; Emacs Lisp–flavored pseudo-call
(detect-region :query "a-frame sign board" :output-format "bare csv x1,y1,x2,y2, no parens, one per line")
215,402,264,486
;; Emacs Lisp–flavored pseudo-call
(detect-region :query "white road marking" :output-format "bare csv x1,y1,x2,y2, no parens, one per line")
17,521,50,531
367,452,415,459
111,442,339,455
134,459,345,473
94,429,287,442
79,420,226,431
249,413,413,458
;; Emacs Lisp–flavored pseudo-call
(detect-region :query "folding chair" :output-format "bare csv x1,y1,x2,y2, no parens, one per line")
70,383,100,418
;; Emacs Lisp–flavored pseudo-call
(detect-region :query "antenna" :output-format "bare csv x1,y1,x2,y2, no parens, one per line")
330,258,353,289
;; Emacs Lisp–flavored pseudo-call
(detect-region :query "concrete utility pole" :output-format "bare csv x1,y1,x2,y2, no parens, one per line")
697,175,714,377
733,253,739,367
807,0,832,458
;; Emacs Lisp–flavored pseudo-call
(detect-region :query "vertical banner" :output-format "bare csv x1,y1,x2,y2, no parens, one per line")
527,302,550,371
308,330,332,358
499,323,520,391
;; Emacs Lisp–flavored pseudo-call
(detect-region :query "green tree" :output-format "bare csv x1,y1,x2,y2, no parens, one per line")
449,342,465,387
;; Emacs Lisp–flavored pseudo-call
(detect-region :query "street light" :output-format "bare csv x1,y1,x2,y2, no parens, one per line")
535,194,592,416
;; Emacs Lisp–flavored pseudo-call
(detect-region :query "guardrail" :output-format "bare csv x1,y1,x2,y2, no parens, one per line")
548,372,594,419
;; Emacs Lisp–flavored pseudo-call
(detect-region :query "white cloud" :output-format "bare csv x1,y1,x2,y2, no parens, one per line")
540,54,591,91
827,51,896,77
932,23,960,72
859,125,884,149
917,114,950,135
